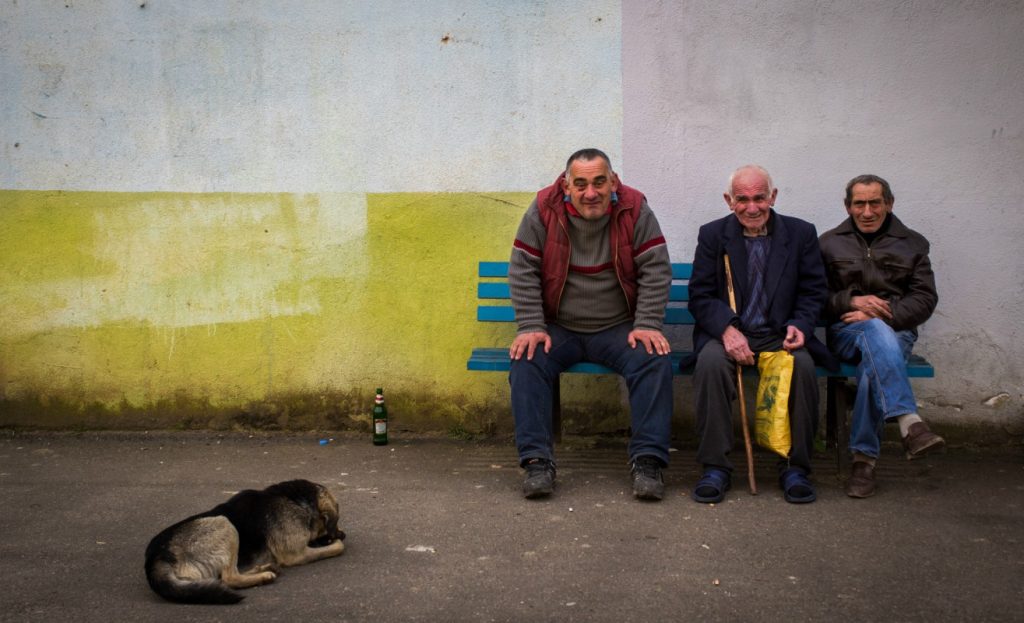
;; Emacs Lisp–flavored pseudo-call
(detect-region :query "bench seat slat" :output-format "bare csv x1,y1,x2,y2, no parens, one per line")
467,348,934,377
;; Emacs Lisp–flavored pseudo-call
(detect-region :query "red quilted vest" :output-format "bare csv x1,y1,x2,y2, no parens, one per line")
534,175,646,322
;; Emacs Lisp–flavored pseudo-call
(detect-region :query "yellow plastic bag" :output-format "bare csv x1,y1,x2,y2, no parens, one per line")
755,350,793,457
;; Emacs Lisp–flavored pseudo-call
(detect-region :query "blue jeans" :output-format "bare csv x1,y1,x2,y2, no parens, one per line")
828,319,918,458
509,321,674,466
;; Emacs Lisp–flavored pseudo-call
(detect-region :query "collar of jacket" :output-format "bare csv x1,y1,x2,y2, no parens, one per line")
724,209,780,241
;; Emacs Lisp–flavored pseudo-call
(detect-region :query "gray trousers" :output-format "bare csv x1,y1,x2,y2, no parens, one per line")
693,336,818,474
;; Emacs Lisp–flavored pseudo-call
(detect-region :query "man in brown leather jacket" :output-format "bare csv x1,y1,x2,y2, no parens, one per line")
819,174,944,498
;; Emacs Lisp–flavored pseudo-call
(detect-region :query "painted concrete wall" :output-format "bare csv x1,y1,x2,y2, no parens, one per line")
623,0,1024,436
1,1,1021,436
0,0,623,432
2,1,622,193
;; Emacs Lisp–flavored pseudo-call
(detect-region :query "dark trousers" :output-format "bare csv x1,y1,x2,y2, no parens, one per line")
693,334,818,474
509,322,674,467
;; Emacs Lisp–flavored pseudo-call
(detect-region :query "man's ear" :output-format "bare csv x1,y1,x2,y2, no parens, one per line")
723,193,733,209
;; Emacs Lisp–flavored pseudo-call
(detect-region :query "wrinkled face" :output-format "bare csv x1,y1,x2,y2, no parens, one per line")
846,182,892,234
725,169,776,234
562,157,619,220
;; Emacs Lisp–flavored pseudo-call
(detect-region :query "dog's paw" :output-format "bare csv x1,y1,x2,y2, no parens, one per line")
250,562,279,574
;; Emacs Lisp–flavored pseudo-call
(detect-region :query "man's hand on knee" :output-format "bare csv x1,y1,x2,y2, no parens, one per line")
722,325,755,365
628,329,671,356
783,325,805,352
510,332,551,361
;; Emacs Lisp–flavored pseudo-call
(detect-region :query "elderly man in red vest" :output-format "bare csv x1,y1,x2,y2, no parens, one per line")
508,148,674,500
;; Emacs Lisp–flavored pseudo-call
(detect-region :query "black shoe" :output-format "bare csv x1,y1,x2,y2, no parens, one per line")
630,455,665,501
522,458,555,499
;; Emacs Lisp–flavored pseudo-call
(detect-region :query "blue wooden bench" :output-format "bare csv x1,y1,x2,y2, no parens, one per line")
467,261,934,471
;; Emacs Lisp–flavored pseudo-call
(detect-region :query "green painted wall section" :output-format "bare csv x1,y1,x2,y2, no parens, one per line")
3,190,594,431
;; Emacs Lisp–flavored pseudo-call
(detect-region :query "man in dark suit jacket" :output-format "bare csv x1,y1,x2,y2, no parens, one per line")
683,165,836,505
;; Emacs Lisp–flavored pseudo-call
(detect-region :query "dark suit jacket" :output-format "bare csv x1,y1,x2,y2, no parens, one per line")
680,210,838,371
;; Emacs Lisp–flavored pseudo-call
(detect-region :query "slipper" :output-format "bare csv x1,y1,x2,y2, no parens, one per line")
779,468,816,504
693,468,731,504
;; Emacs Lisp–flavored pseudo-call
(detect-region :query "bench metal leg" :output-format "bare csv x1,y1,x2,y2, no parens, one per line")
827,377,851,477
552,374,562,444
826,377,839,451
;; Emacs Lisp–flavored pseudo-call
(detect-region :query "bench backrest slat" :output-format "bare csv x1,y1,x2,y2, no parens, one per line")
479,261,510,278
483,262,694,280
478,306,516,322
478,281,689,302
478,261,694,325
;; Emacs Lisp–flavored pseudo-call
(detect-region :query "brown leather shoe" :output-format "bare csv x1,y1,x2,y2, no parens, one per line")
845,461,876,498
902,421,946,460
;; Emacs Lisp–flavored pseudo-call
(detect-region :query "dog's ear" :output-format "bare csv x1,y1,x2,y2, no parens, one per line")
315,485,339,515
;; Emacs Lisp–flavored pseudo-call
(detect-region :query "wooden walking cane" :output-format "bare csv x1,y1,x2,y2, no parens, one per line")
723,254,757,494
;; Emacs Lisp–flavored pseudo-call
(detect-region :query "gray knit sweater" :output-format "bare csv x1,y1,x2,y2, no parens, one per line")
509,198,672,334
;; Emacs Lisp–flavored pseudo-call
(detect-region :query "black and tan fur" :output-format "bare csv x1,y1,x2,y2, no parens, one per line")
145,479,346,604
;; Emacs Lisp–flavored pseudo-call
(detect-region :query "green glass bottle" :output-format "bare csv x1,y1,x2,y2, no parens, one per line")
372,388,388,445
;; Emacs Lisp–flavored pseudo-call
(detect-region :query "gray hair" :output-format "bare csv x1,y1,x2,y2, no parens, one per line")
726,165,774,198
564,148,614,181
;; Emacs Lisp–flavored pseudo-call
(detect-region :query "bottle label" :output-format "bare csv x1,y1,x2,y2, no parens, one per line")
374,420,387,434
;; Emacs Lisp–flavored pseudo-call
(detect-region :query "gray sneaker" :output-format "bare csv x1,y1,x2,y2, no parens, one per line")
630,456,665,500
522,458,555,499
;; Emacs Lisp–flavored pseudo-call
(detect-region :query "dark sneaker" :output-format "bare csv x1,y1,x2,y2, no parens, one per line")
522,458,555,499
902,422,945,460
630,455,665,501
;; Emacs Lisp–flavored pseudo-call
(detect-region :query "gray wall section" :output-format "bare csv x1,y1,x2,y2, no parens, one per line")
0,1,623,193
624,0,1024,431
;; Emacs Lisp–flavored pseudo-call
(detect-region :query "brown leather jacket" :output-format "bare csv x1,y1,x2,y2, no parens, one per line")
818,214,937,331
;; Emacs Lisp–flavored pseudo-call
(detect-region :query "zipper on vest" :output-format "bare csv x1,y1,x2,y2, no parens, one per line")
612,210,632,312
554,216,570,318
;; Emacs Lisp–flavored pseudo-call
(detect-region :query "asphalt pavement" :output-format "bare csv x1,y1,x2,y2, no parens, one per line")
0,431,1021,622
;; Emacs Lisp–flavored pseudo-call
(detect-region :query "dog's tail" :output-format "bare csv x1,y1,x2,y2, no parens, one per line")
146,561,243,605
